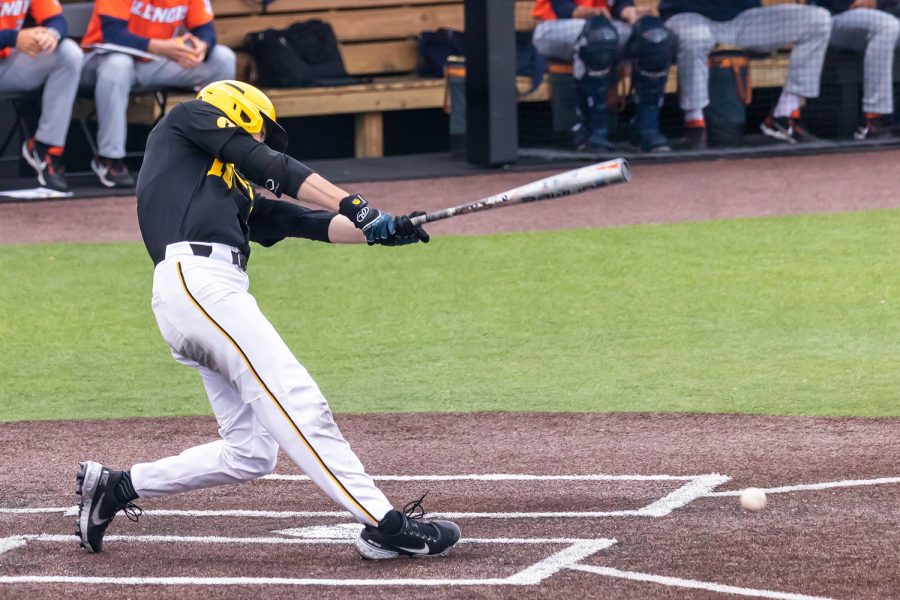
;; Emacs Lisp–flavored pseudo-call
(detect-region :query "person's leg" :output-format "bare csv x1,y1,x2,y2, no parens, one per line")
89,53,136,160
134,45,237,91
532,18,586,62
625,16,675,152
734,5,831,110
154,255,393,526
665,12,716,115
130,366,279,497
830,9,898,119
34,39,83,148
573,15,620,150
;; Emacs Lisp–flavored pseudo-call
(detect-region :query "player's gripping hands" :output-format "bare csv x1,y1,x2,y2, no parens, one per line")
339,194,429,246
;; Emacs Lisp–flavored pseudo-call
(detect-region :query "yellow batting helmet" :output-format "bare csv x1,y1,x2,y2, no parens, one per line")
197,80,288,152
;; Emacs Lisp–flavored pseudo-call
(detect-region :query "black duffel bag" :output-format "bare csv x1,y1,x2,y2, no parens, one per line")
244,19,358,87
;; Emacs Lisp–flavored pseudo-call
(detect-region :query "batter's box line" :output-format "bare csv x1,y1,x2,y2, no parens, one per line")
0,534,616,587
0,472,730,519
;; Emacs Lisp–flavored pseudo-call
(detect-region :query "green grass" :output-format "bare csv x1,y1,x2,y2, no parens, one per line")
1,209,898,421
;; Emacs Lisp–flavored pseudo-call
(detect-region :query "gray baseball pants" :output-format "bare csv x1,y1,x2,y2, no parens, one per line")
81,45,236,159
0,39,83,147
665,5,832,112
829,8,900,115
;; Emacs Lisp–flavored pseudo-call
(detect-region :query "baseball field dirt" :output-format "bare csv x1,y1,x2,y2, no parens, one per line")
1,151,899,598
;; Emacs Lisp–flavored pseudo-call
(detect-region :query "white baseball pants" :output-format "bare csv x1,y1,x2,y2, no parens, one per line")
130,242,394,526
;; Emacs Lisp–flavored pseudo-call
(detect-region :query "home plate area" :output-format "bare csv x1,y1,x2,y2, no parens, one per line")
1,471,898,599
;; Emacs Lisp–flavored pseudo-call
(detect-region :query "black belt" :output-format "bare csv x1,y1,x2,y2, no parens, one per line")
189,243,247,271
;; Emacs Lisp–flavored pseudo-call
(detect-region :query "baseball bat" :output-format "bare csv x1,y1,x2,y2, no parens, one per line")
409,158,630,226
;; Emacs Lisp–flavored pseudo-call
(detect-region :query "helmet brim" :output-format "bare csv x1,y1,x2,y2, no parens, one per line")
261,113,288,153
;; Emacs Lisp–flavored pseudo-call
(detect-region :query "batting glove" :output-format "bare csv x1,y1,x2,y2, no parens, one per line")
339,194,395,245
381,211,430,246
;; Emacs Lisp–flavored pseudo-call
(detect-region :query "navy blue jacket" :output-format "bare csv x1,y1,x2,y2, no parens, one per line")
659,0,761,22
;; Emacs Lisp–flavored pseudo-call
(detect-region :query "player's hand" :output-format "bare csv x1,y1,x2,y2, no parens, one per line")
850,0,876,8
15,28,47,56
382,211,430,246
338,194,396,245
33,28,59,53
182,33,208,63
149,37,202,68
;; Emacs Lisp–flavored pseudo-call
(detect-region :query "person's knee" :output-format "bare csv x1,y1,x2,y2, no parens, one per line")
875,12,900,39
576,16,619,77
96,54,135,91
207,45,236,81
669,21,714,54
55,39,83,72
223,441,278,480
803,6,832,38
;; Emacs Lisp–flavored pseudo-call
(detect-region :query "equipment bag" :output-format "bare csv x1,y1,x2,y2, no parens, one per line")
416,29,466,78
244,20,357,87
705,50,751,147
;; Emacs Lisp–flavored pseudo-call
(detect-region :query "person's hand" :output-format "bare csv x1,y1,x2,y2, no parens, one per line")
382,211,430,246
850,0,877,8
182,33,208,63
149,37,202,68
15,28,48,56
338,194,396,245
573,6,610,19
620,6,639,24
33,28,59,53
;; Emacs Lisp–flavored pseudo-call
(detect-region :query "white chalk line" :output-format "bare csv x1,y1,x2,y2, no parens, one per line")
568,565,835,600
0,535,616,587
706,476,900,497
263,473,701,482
637,474,730,517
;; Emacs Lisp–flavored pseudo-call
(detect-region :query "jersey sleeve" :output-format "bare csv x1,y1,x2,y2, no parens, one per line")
248,198,334,247
185,0,215,30
30,0,63,24
172,101,246,158
93,0,131,21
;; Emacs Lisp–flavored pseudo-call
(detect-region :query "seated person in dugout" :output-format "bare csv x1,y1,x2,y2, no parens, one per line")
0,0,82,191
80,0,235,188
659,0,832,147
531,0,676,153
813,0,900,139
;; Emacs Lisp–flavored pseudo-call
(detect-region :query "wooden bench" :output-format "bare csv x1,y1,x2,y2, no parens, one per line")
127,0,550,158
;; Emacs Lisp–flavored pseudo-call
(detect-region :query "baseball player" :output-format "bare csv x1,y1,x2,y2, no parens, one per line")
1,0,83,191
659,0,832,147
76,80,461,560
531,0,675,153
80,0,235,188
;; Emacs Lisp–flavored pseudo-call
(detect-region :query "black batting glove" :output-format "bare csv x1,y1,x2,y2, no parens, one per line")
339,194,396,245
382,211,430,246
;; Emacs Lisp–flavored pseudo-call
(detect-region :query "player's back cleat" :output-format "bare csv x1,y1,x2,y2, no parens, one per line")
76,461,141,553
355,495,460,560
760,113,817,144
854,115,892,141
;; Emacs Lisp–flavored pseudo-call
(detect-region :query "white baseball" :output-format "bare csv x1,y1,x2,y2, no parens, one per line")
740,487,767,511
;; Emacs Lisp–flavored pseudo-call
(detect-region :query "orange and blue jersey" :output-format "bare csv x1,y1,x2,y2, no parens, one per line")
82,0,217,55
0,0,67,59
533,0,633,21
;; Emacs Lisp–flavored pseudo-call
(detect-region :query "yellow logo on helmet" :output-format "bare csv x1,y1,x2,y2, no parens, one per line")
216,116,236,129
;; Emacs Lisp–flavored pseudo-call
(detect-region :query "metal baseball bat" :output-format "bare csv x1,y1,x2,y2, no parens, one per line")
409,158,631,226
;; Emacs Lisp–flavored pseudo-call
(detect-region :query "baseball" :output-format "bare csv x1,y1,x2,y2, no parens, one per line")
740,487,767,511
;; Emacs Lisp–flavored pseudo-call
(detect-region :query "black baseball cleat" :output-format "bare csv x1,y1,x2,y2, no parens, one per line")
76,461,141,553
91,156,136,188
760,113,818,144
21,138,69,191
355,495,461,560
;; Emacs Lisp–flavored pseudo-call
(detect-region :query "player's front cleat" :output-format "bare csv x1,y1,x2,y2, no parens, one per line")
355,496,460,560
91,156,136,189
76,461,141,553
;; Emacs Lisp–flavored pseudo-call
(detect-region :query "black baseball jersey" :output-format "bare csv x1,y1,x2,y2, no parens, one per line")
136,100,332,265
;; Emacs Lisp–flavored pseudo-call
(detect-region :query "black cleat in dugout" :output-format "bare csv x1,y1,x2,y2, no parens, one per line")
355,494,461,559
